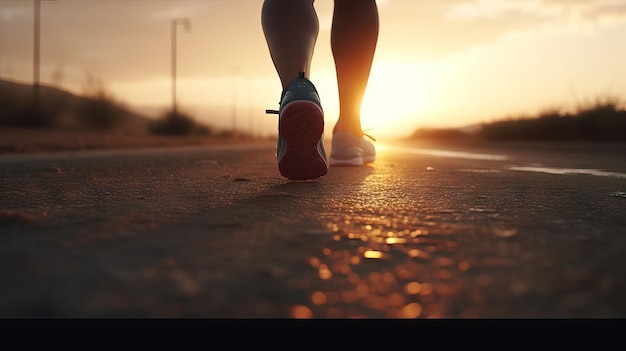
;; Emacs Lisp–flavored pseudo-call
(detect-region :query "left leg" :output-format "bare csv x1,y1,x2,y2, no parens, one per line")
261,0,328,180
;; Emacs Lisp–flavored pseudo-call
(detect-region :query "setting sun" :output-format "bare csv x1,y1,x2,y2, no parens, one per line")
360,61,430,136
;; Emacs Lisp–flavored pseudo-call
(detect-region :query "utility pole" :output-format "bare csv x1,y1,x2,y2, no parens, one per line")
33,0,55,102
248,85,254,138
171,18,190,115
231,67,240,138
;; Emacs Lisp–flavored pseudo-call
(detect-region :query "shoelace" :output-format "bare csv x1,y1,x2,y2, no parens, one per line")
362,129,377,142
266,92,286,115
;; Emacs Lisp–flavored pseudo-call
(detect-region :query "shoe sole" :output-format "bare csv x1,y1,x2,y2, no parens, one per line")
329,155,376,167
278,100,327,181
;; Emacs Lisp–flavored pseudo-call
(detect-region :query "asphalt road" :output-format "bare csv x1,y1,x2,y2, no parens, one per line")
1,140,625,318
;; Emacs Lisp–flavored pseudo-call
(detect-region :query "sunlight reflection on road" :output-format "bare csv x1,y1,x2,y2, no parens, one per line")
379,144,509,161
290,162,469,319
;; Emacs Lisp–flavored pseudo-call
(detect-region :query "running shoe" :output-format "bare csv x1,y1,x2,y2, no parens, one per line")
266,72,328,180
329,132,376,166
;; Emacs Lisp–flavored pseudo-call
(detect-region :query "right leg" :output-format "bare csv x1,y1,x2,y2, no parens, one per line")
331,0,379,137
328,0,379,166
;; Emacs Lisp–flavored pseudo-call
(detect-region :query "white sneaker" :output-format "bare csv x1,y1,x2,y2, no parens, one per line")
329,132,376,166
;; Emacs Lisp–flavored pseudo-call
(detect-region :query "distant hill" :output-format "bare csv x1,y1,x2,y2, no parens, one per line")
0,78,154,134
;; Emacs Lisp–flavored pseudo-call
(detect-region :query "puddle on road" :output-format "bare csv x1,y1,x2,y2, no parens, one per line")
380,145,509,161
507,166,626,179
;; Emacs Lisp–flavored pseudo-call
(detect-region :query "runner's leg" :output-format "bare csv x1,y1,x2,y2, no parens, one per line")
261,0,318,88
331,0,379,136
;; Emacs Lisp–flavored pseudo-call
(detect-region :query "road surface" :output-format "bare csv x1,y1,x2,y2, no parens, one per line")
1,140,625,318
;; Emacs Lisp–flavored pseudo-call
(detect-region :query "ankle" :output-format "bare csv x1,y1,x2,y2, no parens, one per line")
333,121,362,137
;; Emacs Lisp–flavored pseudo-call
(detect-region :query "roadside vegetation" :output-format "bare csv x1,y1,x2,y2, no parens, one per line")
0,77,216,137
410,95,626,143
409,126,478,142
149,109,211,136
479,96,626,142
75,73,124,130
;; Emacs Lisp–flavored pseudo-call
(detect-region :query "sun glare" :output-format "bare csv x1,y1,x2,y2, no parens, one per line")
360,61,429,137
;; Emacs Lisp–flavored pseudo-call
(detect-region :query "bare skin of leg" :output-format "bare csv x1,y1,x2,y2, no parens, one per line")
331,0,379,137
262,0,379,136
261,0,318,89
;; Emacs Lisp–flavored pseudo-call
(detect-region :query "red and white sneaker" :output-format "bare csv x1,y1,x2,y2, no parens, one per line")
266,72,328,180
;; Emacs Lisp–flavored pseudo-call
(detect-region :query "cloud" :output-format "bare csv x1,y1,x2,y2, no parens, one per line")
0,5,30,21
579,0,626,26
445,0,626,31
375,1,545,61
373,0,626,63
445,0,561,21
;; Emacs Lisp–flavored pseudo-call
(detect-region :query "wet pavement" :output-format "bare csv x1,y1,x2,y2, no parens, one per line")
0,140,625,318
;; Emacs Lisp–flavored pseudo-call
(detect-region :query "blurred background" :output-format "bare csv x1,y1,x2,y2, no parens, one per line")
1,0,625,141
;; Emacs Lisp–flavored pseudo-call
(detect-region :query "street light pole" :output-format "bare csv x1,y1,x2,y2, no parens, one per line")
171,18,190,115
231,67,240,138
33,0,55,101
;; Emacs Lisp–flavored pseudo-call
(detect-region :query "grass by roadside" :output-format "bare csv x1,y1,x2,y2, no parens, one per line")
410,95,626,143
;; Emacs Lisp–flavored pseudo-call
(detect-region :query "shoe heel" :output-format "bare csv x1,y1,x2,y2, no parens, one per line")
278,101,327,180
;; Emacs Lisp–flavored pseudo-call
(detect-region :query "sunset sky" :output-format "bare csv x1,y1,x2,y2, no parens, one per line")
1,0,626,138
